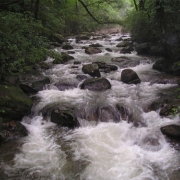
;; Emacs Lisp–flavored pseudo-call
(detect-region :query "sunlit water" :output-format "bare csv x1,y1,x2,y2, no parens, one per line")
1,32,180,180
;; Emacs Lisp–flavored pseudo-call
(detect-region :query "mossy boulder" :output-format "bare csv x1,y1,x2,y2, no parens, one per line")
0,85,32,120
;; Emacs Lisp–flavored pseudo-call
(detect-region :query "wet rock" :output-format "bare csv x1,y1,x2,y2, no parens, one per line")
85,47,102,54
161,124,180,140
19,84,38,95
67,51,75,54
82,63,101,77
80,77,111,91
120,46,133,54
0,85,32,121
115,37,123,41
116,105,129,120
76,35,90,43
116,41,131,47
76,75,88,81
89,43,103,47
98,106,120,122
39,62,50,70
32,77,50,91
93,62,118,73
49,33,65,44
105,48,113,52
121,69,141,84
54,82,77,91
74,61,81,65
149,99,169,111
51,109,79,128
135,43,149,55
62,44,73,50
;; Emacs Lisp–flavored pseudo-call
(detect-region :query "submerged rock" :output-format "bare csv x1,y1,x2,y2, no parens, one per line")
51,109,79,128
121,69,141,84
54,82,77,91
62,44,73,50
80,77,111,91
82,63,101,77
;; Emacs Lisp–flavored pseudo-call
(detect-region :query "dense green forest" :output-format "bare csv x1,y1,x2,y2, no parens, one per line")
1,0,180,80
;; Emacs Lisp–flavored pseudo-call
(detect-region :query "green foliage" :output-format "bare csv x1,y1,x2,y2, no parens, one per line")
171,106,180,117
0,11,49,79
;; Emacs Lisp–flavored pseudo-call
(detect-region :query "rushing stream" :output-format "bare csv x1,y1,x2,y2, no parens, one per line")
1,31,180,180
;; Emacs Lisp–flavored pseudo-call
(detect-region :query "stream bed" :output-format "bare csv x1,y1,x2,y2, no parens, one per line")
0,31,180,180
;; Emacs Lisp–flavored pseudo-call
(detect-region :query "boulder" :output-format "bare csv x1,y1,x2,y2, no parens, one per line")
98,106,120,122
54,82,77,91
80,77,111,91
32,77,50,91
116,41,131,47
120,46,133,54
152,59,164,72
160,104,180,117
49,33,65,44
121,69,141,84
89,43,103,47
135,43,149,55
53,52,74,64
51,109,79,128
62,44,73,50
105,48,113,52
0,85,32,120
82,63,101,77
161,124,180,140
93,62,118,73
85,47,102,54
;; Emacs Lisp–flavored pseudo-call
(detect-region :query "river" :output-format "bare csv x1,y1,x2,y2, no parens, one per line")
0,31,180,180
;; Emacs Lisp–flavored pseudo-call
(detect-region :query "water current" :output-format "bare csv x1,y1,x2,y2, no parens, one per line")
0,31,180,180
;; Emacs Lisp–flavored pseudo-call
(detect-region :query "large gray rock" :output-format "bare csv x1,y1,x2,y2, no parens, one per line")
80,77,111,91
85,47,102,54
121,69,141,84
161,124,180,139
82,63,101,77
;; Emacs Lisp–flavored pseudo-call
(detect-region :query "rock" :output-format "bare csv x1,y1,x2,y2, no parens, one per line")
98,106,120,122
76,35,90,42
120,46,133,54
0,85,32,120
85,47,102,54
161,124,180,139
121,69,141,84
19,84,38,95
53,52,74,64
152,59,164,72
4,75,19,85
89,43,103,47
67,51,75,54
49,33,65,44
80,77,111,91
76,75,88,81
93,62,118,73
51,109,79,128
105,48,113,52
135,43,149,55
39,62,50,70
115,37,123,41
54,82,77,91
62,44,73,50
82,63,101,77
116,105,129,120
74,61,81,65
149,99,169,111
116,41,131,47
32,77,50,91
